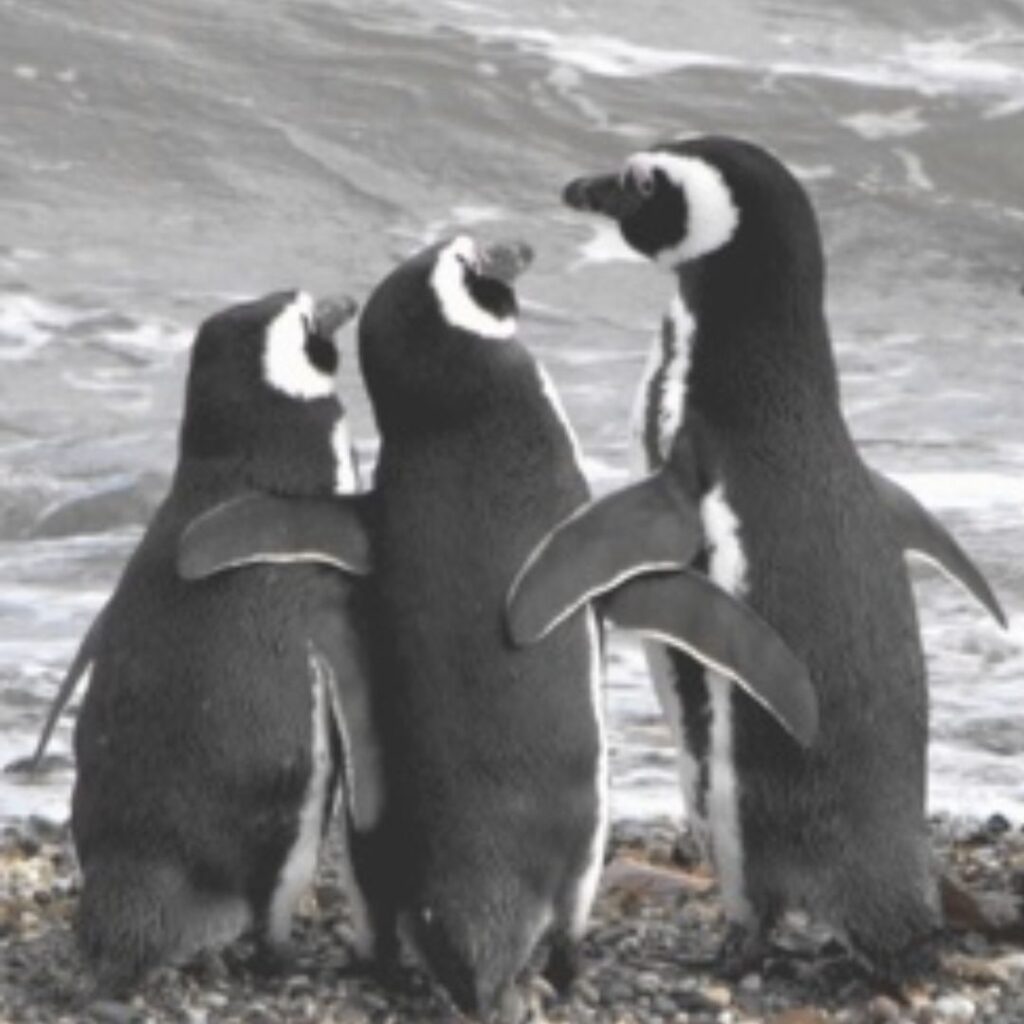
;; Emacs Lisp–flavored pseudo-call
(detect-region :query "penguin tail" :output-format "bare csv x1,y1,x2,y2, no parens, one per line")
410,899,539,1021
76,858,190,997
840,871,943,985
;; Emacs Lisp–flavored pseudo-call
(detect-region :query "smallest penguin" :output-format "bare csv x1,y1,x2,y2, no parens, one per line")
68,289,375,996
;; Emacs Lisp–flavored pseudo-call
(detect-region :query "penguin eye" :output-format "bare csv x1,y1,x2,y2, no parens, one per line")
636,171,656,197
455,253,479,278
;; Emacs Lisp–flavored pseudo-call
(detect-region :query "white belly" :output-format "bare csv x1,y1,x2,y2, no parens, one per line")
701,484,752,923
266,649,334,944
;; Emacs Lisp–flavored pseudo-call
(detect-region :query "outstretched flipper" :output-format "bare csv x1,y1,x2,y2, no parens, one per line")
178,493,372,582
4,602,108,775
603,572,818,747
507,472,702,644
871,470,1007,628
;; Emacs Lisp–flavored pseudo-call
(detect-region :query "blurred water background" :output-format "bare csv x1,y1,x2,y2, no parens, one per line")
1,0,1022,824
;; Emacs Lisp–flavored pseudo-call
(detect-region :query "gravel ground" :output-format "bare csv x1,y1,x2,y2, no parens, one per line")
1,816,1022,1024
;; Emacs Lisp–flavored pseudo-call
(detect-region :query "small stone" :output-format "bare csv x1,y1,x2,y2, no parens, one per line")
87,1001,139,1024
933,994,976,1022
985,814,1011,836
701,984,732,1009
654,994,677,1016
739,972,763,993
635,970,662,994
603,979,633,1005
943,953,1016,985
867,994,901,1022
766,1011,831,1024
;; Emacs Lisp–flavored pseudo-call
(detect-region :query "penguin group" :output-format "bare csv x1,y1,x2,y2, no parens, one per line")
17,135,1006,1020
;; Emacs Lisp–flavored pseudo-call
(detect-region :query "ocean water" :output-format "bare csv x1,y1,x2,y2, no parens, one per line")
1,0,1022,824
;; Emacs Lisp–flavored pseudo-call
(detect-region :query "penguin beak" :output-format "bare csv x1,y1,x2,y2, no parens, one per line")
313,294,359,337
562,173,643,220
476,241,534,285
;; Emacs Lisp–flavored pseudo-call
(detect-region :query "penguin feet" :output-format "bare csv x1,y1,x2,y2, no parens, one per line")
335,951,429,1001
850,928,943,994
714,921,773,980
248,937,295,978
541,935,581,997
489,980,551,1024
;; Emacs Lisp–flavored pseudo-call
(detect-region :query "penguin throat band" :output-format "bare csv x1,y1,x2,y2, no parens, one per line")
429,236,518,341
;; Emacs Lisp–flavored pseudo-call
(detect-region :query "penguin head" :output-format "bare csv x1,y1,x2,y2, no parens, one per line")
563,135,821,278
180,290,360,493
359,235,535,432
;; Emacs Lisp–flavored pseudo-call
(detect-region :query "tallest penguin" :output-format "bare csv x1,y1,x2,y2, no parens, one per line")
511,136,1005,979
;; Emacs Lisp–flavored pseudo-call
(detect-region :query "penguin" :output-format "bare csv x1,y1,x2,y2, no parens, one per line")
507,136,1006,981
68,289,376,996
178,235,824,1020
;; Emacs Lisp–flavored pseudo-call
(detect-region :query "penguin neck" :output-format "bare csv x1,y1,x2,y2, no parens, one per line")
175,405,344,501
676,246,841,434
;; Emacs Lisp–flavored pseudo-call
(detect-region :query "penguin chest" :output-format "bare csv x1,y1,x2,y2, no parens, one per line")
264,646,337,944
631,295,693,475
631,297,712,827
698,484,751,918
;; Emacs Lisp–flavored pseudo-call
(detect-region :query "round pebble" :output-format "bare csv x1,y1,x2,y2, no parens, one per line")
933,994,977,1022
2,818,1023,1023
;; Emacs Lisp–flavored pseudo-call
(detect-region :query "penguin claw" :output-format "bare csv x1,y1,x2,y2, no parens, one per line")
715,922,772,980
529,975,558,1003
490,981,549,1024
248,940,295,978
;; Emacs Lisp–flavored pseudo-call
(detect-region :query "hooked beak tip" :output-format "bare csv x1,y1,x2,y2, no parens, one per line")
562,177,592,211
314,295,359,336
478,240,534,284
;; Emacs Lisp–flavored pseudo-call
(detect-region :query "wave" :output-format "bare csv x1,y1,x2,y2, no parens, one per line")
464,21,1024,106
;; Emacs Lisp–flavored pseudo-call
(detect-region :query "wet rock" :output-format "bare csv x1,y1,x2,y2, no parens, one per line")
3,818,1024,1023
766,1010,831,1024
933,993,976,1022
87,1001,142,1024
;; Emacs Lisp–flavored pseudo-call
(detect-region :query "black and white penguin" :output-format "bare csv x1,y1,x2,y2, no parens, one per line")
69,290,375,995
355,235,608,1020
509,136,1006,979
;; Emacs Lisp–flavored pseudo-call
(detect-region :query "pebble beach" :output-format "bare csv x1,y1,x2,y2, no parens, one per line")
2,815,1021,1024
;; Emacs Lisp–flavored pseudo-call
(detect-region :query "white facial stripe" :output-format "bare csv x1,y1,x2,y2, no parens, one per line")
429,235,517,340
331,416,360,495
626,152,740,268
263,291,337,401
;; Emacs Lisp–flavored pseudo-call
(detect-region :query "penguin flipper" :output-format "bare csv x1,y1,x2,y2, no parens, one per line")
507,472,702,644
177,493,372,581
603,571,819,747
4,602,108,775
871,470,1007,628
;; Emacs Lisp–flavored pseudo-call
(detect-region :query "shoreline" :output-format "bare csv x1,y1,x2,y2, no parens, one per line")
1,816,1022,1024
